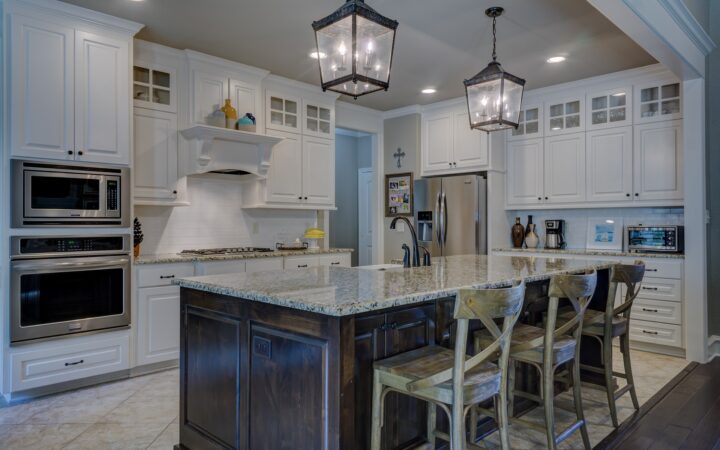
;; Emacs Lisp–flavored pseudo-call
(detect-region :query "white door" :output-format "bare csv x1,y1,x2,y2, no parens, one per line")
453,110,488,169
10,15,75,160
265,129,302,203
230,78,260,128
586,127,633,203
358,168,374,266
302,136,335,205
544,133,586,204
136,286,180,366
192,70,229,125
506,138,544,206
633,120,683,201
133,108,178,201
74,31,130,165
422,112,453,173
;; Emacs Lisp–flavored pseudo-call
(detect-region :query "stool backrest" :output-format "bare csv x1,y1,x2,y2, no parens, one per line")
606,261,645,322
406,281,525,394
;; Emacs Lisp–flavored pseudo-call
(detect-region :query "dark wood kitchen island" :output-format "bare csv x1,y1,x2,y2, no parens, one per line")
173,255,613,450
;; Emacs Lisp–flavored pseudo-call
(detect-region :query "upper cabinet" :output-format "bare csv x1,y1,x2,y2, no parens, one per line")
634,79,682,123
133,108,182,204
633,120,683,201
7,10,140,165
506,138,544,206
545,96,584,135
421,105,488,176
133,62,176,112
586,126,633,203
507,104,543,141
303,100,335,139
266,91,301,133
586,86,632,130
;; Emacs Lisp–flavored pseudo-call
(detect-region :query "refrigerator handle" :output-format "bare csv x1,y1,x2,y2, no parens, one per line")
442,192,448,245
435,191,443,249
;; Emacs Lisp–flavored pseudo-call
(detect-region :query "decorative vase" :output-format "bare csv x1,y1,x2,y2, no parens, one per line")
208,106,226,128
221,99,238,129
133,244,140,258
525,223,540,249
525,214,534,236
511,217,525,248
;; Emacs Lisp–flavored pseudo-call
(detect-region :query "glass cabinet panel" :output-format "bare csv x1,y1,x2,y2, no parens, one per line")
548,99,581,132
589,89,628,127
510,107,540,137
638,82,680,121
268,95,300,130
133,64,174,111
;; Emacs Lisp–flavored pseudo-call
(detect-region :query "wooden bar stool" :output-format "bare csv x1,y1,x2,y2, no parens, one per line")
370,281,526,450
558,262,645,427
475,270,597,450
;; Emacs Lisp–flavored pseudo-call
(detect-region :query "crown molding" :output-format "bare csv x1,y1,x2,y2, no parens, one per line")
185,50,270,82
658,0,715,56
381,104,422,120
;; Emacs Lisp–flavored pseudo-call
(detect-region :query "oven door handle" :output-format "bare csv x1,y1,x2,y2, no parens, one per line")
12,256,130,272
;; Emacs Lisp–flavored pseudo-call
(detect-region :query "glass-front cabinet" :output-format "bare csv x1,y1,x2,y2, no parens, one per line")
545,96,584,135
133,62,176,112
266,91,301,133
634,80,682,123
586,86,632,129
508,104,543,140
303,101,334,138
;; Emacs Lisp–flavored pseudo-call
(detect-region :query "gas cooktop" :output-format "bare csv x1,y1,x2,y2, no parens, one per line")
179,247,275,256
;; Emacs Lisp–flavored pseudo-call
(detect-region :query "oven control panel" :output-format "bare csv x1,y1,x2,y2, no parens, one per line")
14,236,128,257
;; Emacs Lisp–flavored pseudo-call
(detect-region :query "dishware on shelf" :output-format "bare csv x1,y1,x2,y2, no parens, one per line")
236,113,256,132
208,106,226,128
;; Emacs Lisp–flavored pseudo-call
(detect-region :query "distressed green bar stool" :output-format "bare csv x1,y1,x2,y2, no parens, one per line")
475,270,597,450
558,261,645,427
370,281,525,450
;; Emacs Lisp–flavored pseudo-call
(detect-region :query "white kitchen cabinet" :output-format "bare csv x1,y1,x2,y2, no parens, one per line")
319,253,351,268
136,286,181,366
422,110,453,172
284,255,320,269
133,62,176,113
508,104,543,140
265,130,303,203
266,91,301,133
302,136,335,206
246,258,284,273
586,86,632,130
544,133,586,204
634,79,681,123
421,107,488,176
586,126,633,203
133,108,180,203
192,70,229,126
545,96,584,135
453,110,488,169
230,78,262,128
303,100,335,139
633,120,683,201
506,138,544,206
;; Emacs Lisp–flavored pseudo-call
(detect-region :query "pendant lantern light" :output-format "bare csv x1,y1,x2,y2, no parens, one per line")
312,0,398,99
464,7,525,132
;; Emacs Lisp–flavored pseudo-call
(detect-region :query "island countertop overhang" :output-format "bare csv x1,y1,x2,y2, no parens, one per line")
173,255,616,317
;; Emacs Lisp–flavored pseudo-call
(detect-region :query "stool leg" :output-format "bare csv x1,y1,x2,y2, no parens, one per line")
451,399,465,450
603,335,619,428
469,404,478,444
542,363,557,450
621,333,640,410
507,359,516,418
370,371,383,450
427,401,436,448
572,360,591,450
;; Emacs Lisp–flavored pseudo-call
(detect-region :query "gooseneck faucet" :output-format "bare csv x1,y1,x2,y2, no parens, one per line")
390,216,421,267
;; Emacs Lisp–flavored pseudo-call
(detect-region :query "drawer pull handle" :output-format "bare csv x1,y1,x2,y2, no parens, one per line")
641,308,659,313
641,330,659,335
298,264,308,268
65,359,84,367
331,262,341,265
642,287,658,291
160,275,176,279
646,269,658,272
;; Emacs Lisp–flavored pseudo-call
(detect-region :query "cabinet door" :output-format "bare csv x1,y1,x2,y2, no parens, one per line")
586,127,633,203
634,80,682,123
192,70,229,125
133,62,176,113
303,100,335,139
137,286,180,366
453,110,488,169
508,104,543,141
545,96,584,135
318,253,351,268
633,120,683,201
302,136,335,205
266,91,301,133
544,133,586,204
133,108,179,201
265,129,302,203
586,86,632,130
506,138,544,206
422,111,453,173
230,78,260,129
10,15,75,160
284,255,320,269
245,258,284,273
74,31,130,165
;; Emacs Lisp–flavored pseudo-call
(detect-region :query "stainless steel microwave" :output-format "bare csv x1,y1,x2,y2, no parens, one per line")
627,225,684,254
12,160,130,227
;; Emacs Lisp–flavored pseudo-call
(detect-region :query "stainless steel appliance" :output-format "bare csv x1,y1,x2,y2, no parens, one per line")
545,220,566,249
179,247,275,256
627,226,684,254
414,174,487,256
12,160,130,227
10,235,131,343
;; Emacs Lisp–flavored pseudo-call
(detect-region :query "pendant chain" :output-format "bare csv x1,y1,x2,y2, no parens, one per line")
492,16,497,61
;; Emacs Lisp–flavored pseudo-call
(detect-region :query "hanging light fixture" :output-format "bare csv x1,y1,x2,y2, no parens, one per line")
464,7,525,132
312,0,398,99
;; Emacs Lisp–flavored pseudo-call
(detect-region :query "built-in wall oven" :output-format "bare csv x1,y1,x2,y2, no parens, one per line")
10,236,131,343
12,160,130,227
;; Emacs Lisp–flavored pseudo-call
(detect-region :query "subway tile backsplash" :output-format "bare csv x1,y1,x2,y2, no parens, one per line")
505,207,684,250
135,176,316,255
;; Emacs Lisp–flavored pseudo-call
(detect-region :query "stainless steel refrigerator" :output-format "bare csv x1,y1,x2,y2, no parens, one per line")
414,174,487,257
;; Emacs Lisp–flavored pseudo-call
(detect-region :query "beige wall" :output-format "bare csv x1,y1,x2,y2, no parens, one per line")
383,114,421,263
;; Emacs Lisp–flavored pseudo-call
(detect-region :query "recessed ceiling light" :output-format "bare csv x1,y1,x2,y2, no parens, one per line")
546,56,566,63
421,88,436,94
309,51,327,59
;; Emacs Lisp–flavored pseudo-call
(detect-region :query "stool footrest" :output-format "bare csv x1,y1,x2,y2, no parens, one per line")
556,419,586,444
614,383,633,400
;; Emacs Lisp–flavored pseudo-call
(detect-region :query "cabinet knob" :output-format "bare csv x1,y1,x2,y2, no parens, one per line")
67,150,74,155
77,151,84,156
173,190,178,195
298,196,302,200
544,197,548,200
537,197,542,201
448,163,452,166
635,193,639,197
626,193,630,197
304,196,308,200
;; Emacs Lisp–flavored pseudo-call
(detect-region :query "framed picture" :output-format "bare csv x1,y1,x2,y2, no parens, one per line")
385,172,413,217
586,217,624,250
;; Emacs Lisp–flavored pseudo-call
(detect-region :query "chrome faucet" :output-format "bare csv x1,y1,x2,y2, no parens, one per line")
390,216,423,267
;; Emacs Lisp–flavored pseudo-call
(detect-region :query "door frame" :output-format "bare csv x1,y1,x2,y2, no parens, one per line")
357,168,374,266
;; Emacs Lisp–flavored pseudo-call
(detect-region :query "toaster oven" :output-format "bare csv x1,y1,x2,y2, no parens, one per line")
627,226,684,254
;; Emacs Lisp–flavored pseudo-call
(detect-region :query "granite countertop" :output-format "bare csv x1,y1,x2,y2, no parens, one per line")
493,247,685,260
173,254,615,317
135,248,354,265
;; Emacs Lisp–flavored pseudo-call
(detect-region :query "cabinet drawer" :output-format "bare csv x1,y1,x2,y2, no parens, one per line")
195,260,247,276
245,258,284,273
137,263,194,288
637,278,682,302
639,260,683,279
284,255,320,269
629,320,682,348
632,298,682,325
319,253,351,268
11,334,130,391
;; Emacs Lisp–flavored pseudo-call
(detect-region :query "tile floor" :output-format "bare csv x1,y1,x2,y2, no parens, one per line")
0,349,687,450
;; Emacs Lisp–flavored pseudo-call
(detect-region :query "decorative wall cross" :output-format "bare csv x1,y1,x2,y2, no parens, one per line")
393,147,406,168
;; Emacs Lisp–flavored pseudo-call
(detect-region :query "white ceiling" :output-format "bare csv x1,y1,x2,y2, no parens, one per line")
59,0,656,111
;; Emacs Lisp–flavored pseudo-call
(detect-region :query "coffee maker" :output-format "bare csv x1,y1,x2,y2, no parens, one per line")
545,220,566,249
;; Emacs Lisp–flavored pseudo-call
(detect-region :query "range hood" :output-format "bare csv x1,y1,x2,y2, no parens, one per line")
180,125,283,177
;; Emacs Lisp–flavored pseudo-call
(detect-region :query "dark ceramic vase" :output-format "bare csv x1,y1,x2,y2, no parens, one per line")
511,217,525,248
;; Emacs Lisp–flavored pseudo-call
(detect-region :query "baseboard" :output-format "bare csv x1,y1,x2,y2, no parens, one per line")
708,335,720,361
628,340,686,358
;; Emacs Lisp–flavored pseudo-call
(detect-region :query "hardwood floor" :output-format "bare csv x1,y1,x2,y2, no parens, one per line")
597,357,720,450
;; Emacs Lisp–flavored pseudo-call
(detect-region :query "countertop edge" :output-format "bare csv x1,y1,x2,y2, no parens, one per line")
135,248,354,265
492,248,685,260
